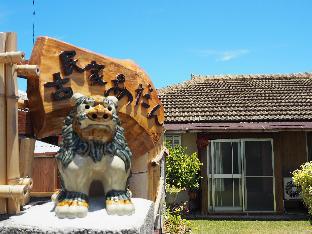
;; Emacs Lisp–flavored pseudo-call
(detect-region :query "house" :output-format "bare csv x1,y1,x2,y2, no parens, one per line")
159,73,312,214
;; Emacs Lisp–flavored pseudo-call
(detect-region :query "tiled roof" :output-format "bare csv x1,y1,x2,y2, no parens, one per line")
158,73,312,123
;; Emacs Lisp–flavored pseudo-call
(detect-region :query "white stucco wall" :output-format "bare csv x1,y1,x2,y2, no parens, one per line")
165,132,198,155
181,132,198,155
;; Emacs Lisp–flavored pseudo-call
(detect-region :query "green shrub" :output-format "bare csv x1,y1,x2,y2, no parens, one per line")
166,145,202,191
164,207,191,234
292,161,312,215
164,145,200,233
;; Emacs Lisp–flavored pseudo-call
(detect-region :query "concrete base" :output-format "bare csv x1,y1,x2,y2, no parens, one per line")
0,198,154,234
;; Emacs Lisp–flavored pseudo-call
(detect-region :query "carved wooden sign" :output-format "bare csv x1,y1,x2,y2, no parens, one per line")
27,37,164,156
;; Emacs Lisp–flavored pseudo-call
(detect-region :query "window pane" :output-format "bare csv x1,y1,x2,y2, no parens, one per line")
233,142,241,174
208,145,212,175
208,178,213,211
245,177,274,211
245,141,273,176
165,135,181,148
213,142,232,174
234,178,242,207
215,178,233,207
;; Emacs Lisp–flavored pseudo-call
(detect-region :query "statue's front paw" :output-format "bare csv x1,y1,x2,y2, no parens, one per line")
105,190,135,216
55,199,89,218
54,191,89,219
106,198,135,216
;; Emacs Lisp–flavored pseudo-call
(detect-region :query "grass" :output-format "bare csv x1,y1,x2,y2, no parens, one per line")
188,220,312,234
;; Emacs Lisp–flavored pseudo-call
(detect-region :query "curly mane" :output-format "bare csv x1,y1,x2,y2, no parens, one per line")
56,106,132,171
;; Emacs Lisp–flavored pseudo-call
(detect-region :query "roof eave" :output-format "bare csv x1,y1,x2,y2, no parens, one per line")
164,122,312,133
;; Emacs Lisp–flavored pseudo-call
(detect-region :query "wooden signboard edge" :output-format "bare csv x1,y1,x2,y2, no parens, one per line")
27,37,164,157
27,37,46,139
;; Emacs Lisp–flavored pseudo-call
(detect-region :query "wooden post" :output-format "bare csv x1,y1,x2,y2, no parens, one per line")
19,138,36,178
0,32,8,214
5,32,22,214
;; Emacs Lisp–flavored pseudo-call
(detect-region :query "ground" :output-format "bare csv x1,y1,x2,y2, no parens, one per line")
189,220,312,234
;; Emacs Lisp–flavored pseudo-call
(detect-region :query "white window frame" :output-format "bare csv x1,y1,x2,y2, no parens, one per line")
207,138,276,213
165,134,181,148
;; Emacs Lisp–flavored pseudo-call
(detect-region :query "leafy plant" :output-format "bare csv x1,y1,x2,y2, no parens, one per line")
166,145,202,191
292,162,312,215
164,207,191,234
164,145,201,233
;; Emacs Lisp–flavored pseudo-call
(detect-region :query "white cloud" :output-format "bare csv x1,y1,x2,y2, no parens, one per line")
195,49,250,62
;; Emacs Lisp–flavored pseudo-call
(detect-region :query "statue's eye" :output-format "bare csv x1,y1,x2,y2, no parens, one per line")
85,105,90,109
107,106,112,111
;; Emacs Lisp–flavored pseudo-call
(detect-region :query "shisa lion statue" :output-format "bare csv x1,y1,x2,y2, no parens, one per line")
51,93,134,218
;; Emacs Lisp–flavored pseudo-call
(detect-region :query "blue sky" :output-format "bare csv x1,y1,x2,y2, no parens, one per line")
1,0,312,91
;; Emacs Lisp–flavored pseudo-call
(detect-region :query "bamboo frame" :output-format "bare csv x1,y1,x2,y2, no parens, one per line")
0,32,26,215
18,177,33,190
0,185,29,201
3,177,33,205
5,32,21,214
19,177,33,205
0,51,25,64
15,64,40,78
0,32,7,214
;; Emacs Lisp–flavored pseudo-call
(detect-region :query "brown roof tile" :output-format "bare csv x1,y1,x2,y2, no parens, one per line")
158,72,312,123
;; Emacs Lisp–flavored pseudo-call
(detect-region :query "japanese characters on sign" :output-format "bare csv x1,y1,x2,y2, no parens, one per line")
84,61,106,86
148,104,162,126
104,74,133,104
59,51,84,75
44,50,162,125
60,50,106,86
135,84,153,108
44,72,73,101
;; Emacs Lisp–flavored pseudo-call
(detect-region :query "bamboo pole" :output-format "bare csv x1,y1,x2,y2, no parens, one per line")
0,32,7,214
4,177,33,205
15,64,40,78
18,177,33,205
19,178,33,189
0,185,29,201
0,51,25,64
5,32,21,214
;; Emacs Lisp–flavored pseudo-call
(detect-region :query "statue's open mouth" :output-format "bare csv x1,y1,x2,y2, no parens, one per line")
75,123,115,143
82,124,111,131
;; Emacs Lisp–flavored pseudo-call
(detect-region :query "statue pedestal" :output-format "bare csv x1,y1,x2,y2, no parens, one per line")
0,198,154,234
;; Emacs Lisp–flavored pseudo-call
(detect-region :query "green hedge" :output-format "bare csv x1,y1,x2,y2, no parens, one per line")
166,145,202,191
292,161,312,215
